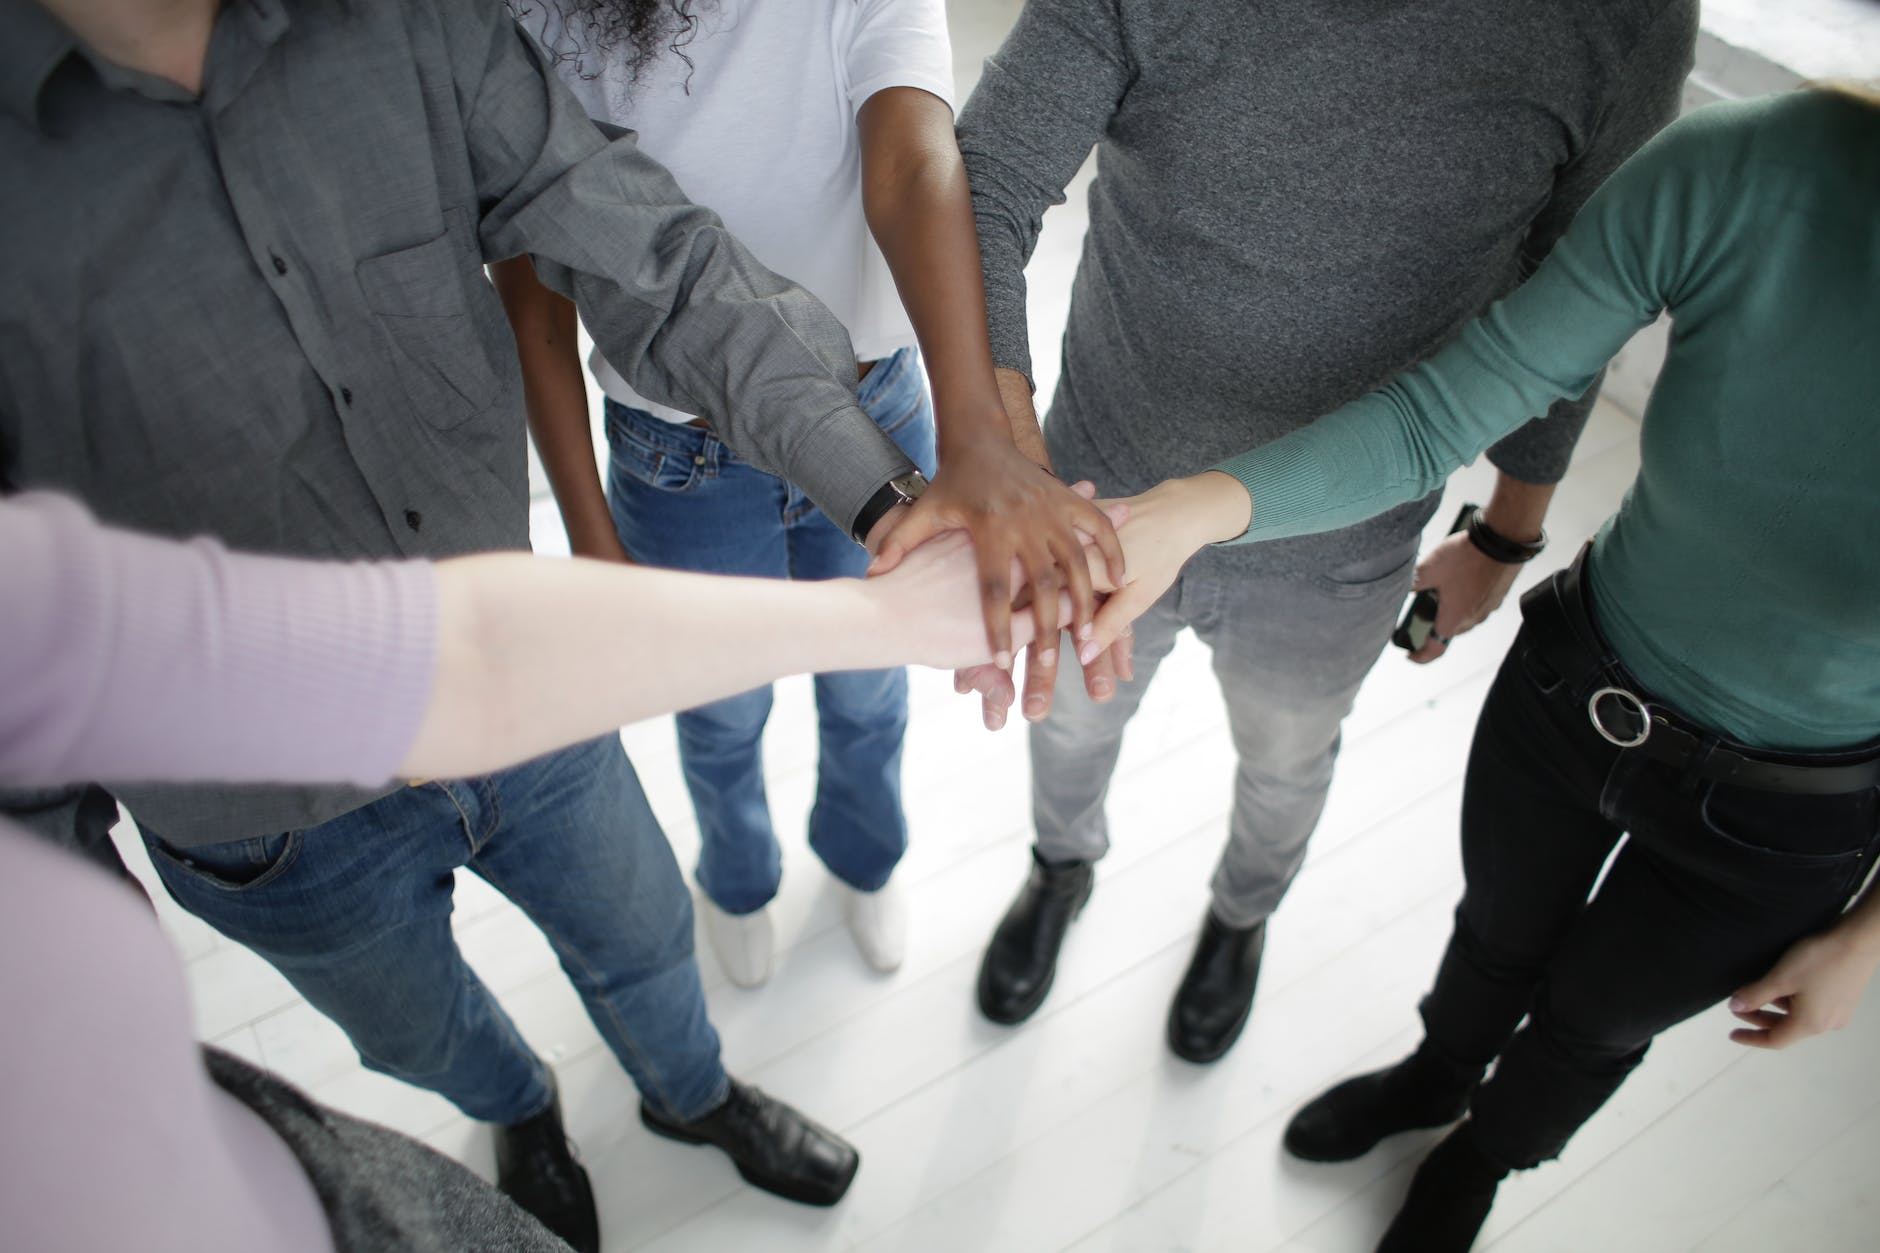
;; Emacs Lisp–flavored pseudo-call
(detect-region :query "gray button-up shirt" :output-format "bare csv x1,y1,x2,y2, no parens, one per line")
0,0,917,846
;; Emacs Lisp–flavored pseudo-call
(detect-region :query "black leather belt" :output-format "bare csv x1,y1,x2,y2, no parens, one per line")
1518,546,1880,797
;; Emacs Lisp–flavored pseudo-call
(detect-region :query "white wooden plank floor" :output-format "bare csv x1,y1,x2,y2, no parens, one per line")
105,2,1880,1248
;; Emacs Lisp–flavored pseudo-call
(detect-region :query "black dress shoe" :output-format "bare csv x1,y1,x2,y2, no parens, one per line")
495,1086,600,1253
1284,1047,1475,1163
640,1079,859,1206
1375,1124,1507,1253
976,849,1094,1025
1167,911,1266,1063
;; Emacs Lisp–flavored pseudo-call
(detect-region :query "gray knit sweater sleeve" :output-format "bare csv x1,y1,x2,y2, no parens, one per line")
957,0,1135,386
1484,0,1697,483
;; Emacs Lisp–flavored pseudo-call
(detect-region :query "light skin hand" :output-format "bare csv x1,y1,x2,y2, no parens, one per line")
1728,892,1880,1051
951,480,1133,729
1410,475,1554,663
1080,471,1253,658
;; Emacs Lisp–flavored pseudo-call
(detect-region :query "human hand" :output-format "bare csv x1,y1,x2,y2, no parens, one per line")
863,530,1072,670
945,482,1131,728
870,439,1127,670
1727,927,1880,1050
1403,529,1519,663
1080,471,1252,658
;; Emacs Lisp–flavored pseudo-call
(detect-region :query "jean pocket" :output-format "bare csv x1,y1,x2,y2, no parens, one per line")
1307,544,1418,601
355,209,497,429
146,831,303,894
1697,782,1872,872
1517,644,1567,697
605,403,708,493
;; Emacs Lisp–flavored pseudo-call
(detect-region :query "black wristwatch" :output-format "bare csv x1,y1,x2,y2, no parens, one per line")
1465,506,1547,564
850,469,929,544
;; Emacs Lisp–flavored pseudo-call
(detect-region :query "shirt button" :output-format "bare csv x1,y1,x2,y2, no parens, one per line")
340,387,354,406
404,509,422,531
271,254,288,275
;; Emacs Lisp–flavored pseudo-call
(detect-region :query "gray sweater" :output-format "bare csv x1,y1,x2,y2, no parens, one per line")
959,0,1696,575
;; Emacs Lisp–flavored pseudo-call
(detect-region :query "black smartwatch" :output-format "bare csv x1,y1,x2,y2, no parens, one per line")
850,469,929,544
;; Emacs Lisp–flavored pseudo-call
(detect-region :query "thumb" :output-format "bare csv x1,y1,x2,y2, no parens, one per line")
1069,479,1099,500
867,509,942,575
1730,975,1785,1016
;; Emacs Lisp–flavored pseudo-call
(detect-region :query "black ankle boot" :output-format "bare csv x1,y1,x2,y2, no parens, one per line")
976,849,1094,1025
1167,911,1265,1063
494,1087,600,1253
1284,1046,1476,1162
641,1079,859,1206
1376,1124,1508,1253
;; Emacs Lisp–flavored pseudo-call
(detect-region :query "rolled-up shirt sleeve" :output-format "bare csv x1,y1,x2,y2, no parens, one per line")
452,7,916,536
0,494,438,789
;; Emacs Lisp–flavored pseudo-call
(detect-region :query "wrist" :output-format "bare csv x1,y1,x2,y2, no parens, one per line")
1162,471,1252,547
1466,506,1547,564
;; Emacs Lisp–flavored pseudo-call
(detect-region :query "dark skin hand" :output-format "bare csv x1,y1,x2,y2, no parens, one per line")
857,87,1125,672
946,369,1135,731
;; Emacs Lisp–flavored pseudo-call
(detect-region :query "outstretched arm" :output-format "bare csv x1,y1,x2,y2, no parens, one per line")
856,83,1124,669
1081,104,1732,652
0,494,1030,791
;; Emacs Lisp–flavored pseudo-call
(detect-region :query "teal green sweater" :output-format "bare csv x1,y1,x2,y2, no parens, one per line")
1215,92,1880,750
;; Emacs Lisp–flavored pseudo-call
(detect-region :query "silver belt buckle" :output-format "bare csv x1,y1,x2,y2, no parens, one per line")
1587,686,1652,748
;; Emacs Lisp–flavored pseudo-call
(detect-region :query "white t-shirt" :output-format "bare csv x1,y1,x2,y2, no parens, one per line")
524,0,955,422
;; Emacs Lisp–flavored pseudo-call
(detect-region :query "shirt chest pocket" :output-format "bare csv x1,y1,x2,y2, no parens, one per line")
355,211,499,430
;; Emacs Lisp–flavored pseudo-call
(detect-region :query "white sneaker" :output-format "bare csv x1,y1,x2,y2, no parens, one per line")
842,876,908,973
702,898,774,989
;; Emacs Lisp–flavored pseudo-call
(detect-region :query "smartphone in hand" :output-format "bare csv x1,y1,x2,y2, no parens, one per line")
1390,503,1476,651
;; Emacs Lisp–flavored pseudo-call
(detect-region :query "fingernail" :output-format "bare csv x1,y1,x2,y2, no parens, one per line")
995,650,1012,670
1025,697,1046,720
1078,622,1093,641
1093,678,1112,697
1728,998,1748,1012
988,711,1005,730
1039,648,1057,666
1078,641,1099,665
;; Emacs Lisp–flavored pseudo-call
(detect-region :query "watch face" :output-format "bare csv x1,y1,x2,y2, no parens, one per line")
891,471,929,502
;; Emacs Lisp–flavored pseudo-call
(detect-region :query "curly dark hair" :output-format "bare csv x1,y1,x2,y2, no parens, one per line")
508,0,709,84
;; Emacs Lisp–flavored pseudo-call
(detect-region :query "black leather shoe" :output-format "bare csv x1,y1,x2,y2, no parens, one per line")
1167,911,1265,1063
495,1086,600,1253
976,849,1094,1025
1284,1048,1475,1163
641,1080,859,1206
1375,1125,1507,1252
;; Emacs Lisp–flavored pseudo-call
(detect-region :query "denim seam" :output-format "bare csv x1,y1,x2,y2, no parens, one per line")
469,855,695,1120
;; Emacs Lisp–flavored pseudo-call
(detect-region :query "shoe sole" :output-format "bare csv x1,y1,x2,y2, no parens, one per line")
975,874,1095,1026
639,1106,859,1207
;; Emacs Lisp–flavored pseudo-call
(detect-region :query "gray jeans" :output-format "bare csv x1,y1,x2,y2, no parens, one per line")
1030,540,1416,928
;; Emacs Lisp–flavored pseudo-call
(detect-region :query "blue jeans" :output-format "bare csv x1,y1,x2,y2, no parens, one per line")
143,736,729,1123
605,345,938,915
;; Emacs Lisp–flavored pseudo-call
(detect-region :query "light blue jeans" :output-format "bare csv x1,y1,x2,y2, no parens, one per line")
605,346,938,915
144,735,729,1123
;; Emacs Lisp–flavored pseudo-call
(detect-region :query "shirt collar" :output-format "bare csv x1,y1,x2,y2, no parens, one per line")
0,0,79,132
0,0,291,131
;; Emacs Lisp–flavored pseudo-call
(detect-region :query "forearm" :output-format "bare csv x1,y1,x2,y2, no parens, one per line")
490,257,618,554
860,89,1009,459
467,24,911,534
405,556,903,778
1478,474,1556,544
997,367,1051,467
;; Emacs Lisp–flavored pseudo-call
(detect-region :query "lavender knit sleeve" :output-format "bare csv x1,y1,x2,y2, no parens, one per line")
0,493,438,789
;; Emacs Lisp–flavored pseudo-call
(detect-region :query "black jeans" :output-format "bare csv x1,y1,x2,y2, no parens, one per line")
1418,615,1879,1170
